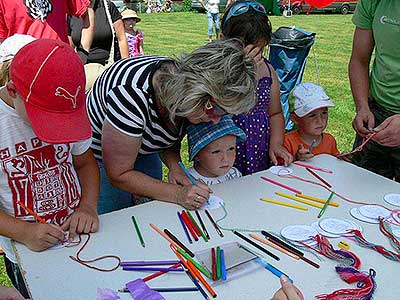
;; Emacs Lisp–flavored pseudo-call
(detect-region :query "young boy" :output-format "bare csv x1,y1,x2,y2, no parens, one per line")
187,115,246,185
0,39,99,297
121,9,144,57
284,82,340,161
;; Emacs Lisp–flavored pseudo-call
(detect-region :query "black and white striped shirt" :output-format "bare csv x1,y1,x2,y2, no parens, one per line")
86,56,185,160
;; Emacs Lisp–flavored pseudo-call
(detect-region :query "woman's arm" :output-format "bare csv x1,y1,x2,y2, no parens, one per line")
102,121,210,209
113,19,129,59
267,66,293,166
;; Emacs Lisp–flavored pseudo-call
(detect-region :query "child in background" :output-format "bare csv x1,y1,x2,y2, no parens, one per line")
199,0,221,42
284,82,340,161
121,9,144,57
0,38,99,297
187,115,246,185
221,0,293,176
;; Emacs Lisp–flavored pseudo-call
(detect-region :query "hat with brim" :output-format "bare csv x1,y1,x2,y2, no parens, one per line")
11,39,91,143
293,82,335,117
121,9,141,22
0,34,36,63
187,115,246,161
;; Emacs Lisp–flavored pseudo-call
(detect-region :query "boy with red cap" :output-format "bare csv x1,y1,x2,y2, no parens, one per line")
0,39,99,298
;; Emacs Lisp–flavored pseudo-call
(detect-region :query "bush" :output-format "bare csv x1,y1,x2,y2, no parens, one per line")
181,0,193,12
172,3,183,12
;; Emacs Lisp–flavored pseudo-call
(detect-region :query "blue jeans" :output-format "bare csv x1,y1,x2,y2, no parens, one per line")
207,12,220,37
97,153,162,214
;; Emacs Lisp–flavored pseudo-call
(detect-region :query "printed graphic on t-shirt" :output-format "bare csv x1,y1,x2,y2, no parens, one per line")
1,142,79,225
24,0,53,21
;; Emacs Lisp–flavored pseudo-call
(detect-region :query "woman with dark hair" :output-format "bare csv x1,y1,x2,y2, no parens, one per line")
221,0,293,175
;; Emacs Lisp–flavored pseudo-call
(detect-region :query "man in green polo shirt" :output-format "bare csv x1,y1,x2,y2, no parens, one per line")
349,0,400,181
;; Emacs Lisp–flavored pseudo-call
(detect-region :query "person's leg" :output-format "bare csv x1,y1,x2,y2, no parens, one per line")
4,256,29,299
207,12,213,42
97,161,133,214
213,13,221,39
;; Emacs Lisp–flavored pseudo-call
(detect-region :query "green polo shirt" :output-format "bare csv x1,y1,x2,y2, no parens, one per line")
353,0,400,113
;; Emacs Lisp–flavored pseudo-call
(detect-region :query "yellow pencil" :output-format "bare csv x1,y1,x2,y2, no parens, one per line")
260,198,308,211
295,193,340,207
275,192,324,209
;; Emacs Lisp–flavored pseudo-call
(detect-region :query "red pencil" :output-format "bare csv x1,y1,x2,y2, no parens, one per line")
181,211,199,241
306,168,332,188
211,248,217,281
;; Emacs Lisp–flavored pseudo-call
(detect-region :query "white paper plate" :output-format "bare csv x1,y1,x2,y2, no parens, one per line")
269,166,293,176
358,205,391,220
311,221,340,238
201,195,224,210
318,218,355,235
281,225,318,242
349,207,379,224
383,194,400,207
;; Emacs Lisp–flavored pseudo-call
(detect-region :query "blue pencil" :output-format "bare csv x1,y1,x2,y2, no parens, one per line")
177,211,192,244
309,139,316,153
220,249,227,281
185,269,209,300
256,258,293,283
178,162,198,186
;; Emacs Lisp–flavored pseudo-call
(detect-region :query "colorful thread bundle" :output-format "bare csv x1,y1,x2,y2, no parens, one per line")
308,235,377,300
378,218,400,253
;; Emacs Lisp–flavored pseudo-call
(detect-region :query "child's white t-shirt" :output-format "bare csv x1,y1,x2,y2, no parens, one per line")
187,166,242,186
0,99,91,262
205,0,220,14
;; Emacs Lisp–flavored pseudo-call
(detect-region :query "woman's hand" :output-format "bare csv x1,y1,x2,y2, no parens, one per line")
295,144,313,161
168,165,193,186
269,144,293,166
175,183,212,210
272,276,304,300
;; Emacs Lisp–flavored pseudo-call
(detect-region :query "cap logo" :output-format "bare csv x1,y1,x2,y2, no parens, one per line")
55,86,81,109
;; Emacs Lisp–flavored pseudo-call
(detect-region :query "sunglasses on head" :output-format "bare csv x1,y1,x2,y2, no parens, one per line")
223,1,266,28
204,98,228,117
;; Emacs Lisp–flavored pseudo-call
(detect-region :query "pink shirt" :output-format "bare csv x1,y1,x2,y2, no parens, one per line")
0,0,90,43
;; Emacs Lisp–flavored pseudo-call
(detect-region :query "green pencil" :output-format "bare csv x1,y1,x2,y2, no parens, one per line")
187,211,208,242
131,215,145,247
317,192,335,219
176,247,212,279
216,246,221,279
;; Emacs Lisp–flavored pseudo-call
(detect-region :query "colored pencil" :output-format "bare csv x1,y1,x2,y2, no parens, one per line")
295,193,340,207
178,161,198,186
177,211,193,244
233,231,280,261
119,287,199,293
131,215,145,248
181,211,199,241
306,167,332,188
185,269,210,300
249,234,299,259
256,258,293,283
220,249,227,280
187,211,207,242
293,161,333,173
261,231,304,257
142,263,182,282
211,248,217,281
318,192,335,218
149,223,181,249
260,198,308,211
195,210,210,240
176,247,212,279
275,192,324,209
164,229,195,257
17,201,47,224
122,266,184,272
260,176,302,194
187,260,217,298
121,260,179,266
216,246,221,279
205,209,224,237
308,139,316,153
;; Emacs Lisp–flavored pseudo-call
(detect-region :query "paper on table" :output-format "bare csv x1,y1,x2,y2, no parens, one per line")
201,195,224,210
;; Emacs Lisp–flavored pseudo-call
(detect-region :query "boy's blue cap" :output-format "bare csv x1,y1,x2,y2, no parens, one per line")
187,115,246,161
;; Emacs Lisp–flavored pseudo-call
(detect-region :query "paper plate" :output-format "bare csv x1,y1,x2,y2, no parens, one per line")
280,225,318,242
318,218,355,235
383,194,400,207
349,207,379,224
269,166,293,176
201,195,224,210
358,205,391,220
311,221,340,238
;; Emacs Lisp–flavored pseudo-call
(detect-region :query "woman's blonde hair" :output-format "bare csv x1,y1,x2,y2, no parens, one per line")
0,61,11,86
157,39,257,122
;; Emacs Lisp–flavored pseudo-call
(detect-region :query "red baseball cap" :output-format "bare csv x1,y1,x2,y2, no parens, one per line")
10,39,91,143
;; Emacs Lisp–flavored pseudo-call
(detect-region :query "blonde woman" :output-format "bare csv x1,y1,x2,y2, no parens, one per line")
87,39,257,214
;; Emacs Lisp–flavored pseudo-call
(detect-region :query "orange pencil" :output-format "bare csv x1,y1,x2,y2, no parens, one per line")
187,260,217,298
150,223,180,249
17,201,47,224
249,234,299,260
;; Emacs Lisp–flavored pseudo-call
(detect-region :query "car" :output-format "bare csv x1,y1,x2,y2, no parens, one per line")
279,0,358,15
191,0,228,13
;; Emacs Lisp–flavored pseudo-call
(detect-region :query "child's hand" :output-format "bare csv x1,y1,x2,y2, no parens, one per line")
269,144,293,166
61,204,99,241
23,223,65,252
296,144,313,161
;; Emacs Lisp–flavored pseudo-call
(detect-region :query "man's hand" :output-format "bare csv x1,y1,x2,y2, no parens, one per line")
372,114,400,147
352,108,375,137
23,223,65,252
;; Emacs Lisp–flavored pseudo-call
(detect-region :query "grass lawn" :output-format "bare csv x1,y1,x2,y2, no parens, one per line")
0,12,358,286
